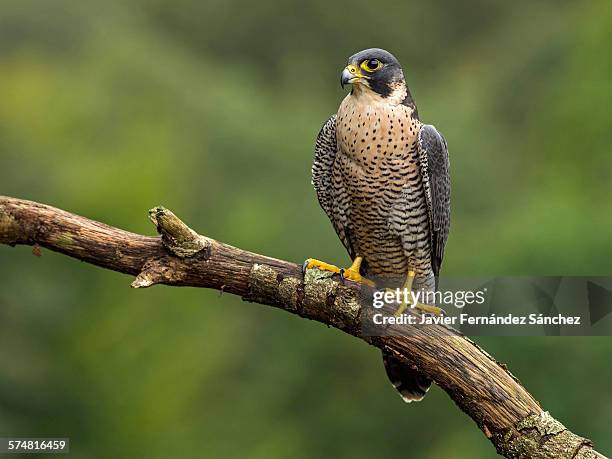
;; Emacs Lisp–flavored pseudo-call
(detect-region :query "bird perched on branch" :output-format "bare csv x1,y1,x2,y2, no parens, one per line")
308,48,450,402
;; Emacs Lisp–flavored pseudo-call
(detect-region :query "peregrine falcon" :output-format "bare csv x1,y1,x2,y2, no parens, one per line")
308,48,450,402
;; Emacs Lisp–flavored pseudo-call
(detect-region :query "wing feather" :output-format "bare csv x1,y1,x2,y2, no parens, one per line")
312,115,356,260
418,124,451,280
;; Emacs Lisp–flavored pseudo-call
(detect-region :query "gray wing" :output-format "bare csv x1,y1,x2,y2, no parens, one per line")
312,115,356,260
418,124,451,280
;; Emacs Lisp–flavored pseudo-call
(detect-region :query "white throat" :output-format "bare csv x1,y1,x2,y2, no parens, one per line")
349,80,408,106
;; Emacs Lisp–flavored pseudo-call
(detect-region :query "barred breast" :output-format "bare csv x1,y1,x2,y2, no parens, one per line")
334,92,433,283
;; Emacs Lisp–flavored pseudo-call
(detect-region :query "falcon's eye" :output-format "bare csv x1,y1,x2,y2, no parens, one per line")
361,58,382,72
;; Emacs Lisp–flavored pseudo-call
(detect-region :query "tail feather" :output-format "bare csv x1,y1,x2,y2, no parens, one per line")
382,351,432,403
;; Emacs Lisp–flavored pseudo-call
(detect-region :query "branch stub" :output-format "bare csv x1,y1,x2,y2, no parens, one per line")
148,206,210,258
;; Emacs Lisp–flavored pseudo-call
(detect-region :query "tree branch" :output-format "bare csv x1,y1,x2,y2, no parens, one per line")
0,196,607,459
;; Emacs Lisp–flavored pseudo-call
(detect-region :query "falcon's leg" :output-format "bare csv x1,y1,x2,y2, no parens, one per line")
304,256,375,287
342,256,376,287
394,271,444,316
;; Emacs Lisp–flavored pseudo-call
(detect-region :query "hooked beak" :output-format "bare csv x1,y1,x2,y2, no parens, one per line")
340,64,369,88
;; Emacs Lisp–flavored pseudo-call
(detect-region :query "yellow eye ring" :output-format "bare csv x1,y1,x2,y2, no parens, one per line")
360,58,382,73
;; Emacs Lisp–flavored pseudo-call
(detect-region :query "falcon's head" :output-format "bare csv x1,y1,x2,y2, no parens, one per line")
341,48,412,106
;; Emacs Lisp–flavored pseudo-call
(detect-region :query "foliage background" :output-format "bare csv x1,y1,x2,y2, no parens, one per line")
1,1,611,457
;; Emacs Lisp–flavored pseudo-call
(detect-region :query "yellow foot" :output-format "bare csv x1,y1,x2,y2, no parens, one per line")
395,300,445,316
394,298,409,316
413,303,445,316
394,270,416,316
304,258,341,274
304,256,375,287
393,271,445,316
341,256,375,287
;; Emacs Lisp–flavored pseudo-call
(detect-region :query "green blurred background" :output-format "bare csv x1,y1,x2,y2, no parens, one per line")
1,1,611,457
